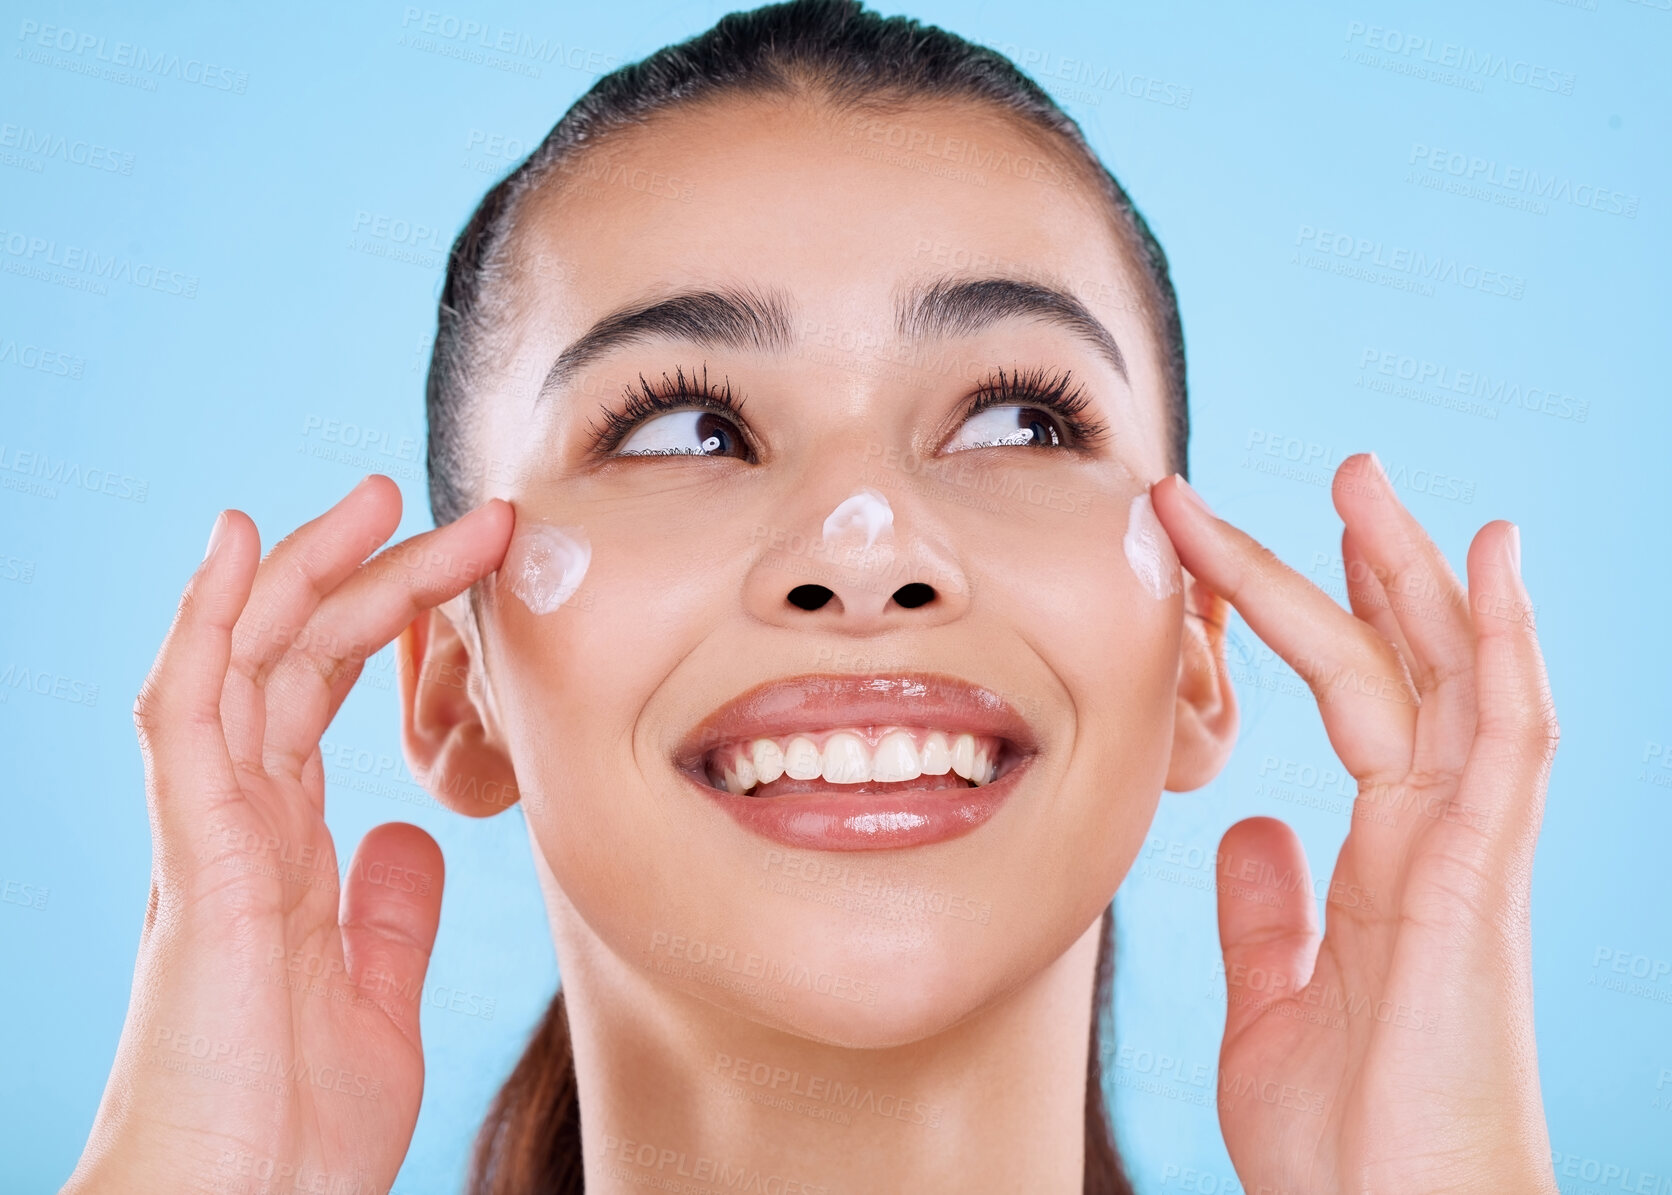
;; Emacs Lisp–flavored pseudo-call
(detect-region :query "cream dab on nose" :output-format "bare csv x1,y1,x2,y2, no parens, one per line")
822,487,894,551
503,522,591,614
1123,492,1180,600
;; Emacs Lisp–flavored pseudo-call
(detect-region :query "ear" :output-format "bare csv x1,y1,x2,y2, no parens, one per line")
396,591,521,817
1165,569,1239,792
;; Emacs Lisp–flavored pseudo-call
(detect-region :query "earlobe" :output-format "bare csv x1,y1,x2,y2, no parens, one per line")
396,597,522,818
1164,571,1239,792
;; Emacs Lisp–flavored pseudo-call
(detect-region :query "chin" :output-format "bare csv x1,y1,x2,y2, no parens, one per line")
666,905,1026,1049
523,680,1160,1050
611,828,1118,1048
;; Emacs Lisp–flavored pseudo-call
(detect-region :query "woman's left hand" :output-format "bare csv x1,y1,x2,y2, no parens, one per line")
1150,454,1560,1195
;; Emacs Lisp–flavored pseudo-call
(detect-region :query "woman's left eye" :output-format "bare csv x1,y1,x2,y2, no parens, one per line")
944,405,1068,452
616,409,749,458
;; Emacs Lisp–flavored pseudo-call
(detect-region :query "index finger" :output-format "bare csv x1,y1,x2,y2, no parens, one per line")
258,498,514,782
1150,473,1415,785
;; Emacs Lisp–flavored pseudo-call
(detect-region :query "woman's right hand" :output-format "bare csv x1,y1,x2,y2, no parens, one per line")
62,475,512,1195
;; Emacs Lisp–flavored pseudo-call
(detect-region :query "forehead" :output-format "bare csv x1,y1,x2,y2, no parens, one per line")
501,94,1167,468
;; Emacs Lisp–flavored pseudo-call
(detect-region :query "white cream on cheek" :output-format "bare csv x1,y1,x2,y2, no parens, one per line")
822,488,894,550
502,522,592,615
1123,492,1181,600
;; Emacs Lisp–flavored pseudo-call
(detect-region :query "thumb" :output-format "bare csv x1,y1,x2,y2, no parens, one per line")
339,822,445,1046
1216,816,1321,1047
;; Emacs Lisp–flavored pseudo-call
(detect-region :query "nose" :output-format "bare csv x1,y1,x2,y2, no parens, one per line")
742,502,971,633
787,578,934,611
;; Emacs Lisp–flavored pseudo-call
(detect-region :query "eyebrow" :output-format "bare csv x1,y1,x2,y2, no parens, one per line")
537,286,795,401
898,276,1128,382
535,274,1126,402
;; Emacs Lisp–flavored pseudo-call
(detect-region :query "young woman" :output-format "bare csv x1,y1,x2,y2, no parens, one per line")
62,2,1561,1192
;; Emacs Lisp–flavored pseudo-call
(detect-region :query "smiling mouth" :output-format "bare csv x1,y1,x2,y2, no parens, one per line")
700,725,1018,797
676,672,1037,849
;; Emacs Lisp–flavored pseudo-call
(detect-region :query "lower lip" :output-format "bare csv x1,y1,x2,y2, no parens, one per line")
688,759,1029,851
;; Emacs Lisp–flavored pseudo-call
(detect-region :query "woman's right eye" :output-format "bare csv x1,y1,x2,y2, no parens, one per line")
616,410,749,458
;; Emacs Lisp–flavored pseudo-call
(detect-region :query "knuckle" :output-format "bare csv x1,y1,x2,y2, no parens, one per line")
1227,543,1280,602
1485,697,1561,757
299,645,347,687
131,677,167,735
173,575,201,622
1251,543,1290,583
1412,652,1470,696
1527,704,1561,756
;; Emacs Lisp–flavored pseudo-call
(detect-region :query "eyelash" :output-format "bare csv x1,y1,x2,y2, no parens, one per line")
585,362,1112,457
587,365,750,456
962,365,1111,451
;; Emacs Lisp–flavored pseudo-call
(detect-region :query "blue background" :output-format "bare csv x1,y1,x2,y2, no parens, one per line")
2,1,1668,1191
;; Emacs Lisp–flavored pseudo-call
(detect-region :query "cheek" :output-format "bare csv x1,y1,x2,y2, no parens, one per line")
945,474,1181,683
486,491,744,827
502,522,591,614
485,509,702,945
896,469,1180,801
947,475,1180,830
1122,491,1182,600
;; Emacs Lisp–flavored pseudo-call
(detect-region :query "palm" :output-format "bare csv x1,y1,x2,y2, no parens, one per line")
1154,457,1559,1195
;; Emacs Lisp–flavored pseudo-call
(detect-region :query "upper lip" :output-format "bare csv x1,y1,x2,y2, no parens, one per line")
672,672,1041,775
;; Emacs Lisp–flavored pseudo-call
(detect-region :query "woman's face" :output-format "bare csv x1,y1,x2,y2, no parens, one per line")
427,96,1228,1046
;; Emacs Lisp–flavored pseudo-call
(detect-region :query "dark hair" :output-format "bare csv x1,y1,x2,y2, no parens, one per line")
429,2,1187,1191
426,0,1187,529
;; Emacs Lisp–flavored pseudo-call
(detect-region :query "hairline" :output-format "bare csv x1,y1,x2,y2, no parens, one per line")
485,87,1178,453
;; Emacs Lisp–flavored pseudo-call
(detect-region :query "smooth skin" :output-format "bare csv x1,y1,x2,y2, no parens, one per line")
62,461,1559,1194
63,105,1560,1195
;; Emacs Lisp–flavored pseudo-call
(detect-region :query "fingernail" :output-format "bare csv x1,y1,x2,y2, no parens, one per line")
1506,523,1521,576
203,511,228,562
1173,475,1213,516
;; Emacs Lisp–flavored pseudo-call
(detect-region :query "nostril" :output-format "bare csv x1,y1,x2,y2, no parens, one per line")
788,584,835,611
892,582,935,609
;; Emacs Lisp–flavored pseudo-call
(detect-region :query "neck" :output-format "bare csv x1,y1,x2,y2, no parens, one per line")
535,857,1103,1195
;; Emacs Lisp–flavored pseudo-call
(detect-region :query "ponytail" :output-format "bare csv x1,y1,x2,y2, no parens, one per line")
465,990,584,1195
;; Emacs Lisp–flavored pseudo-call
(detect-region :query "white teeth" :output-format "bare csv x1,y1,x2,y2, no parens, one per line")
784,736,823,780
920,731,952,776
751,738,785,784
712,727,1008,793
821,733,871,784
870,731,923,783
